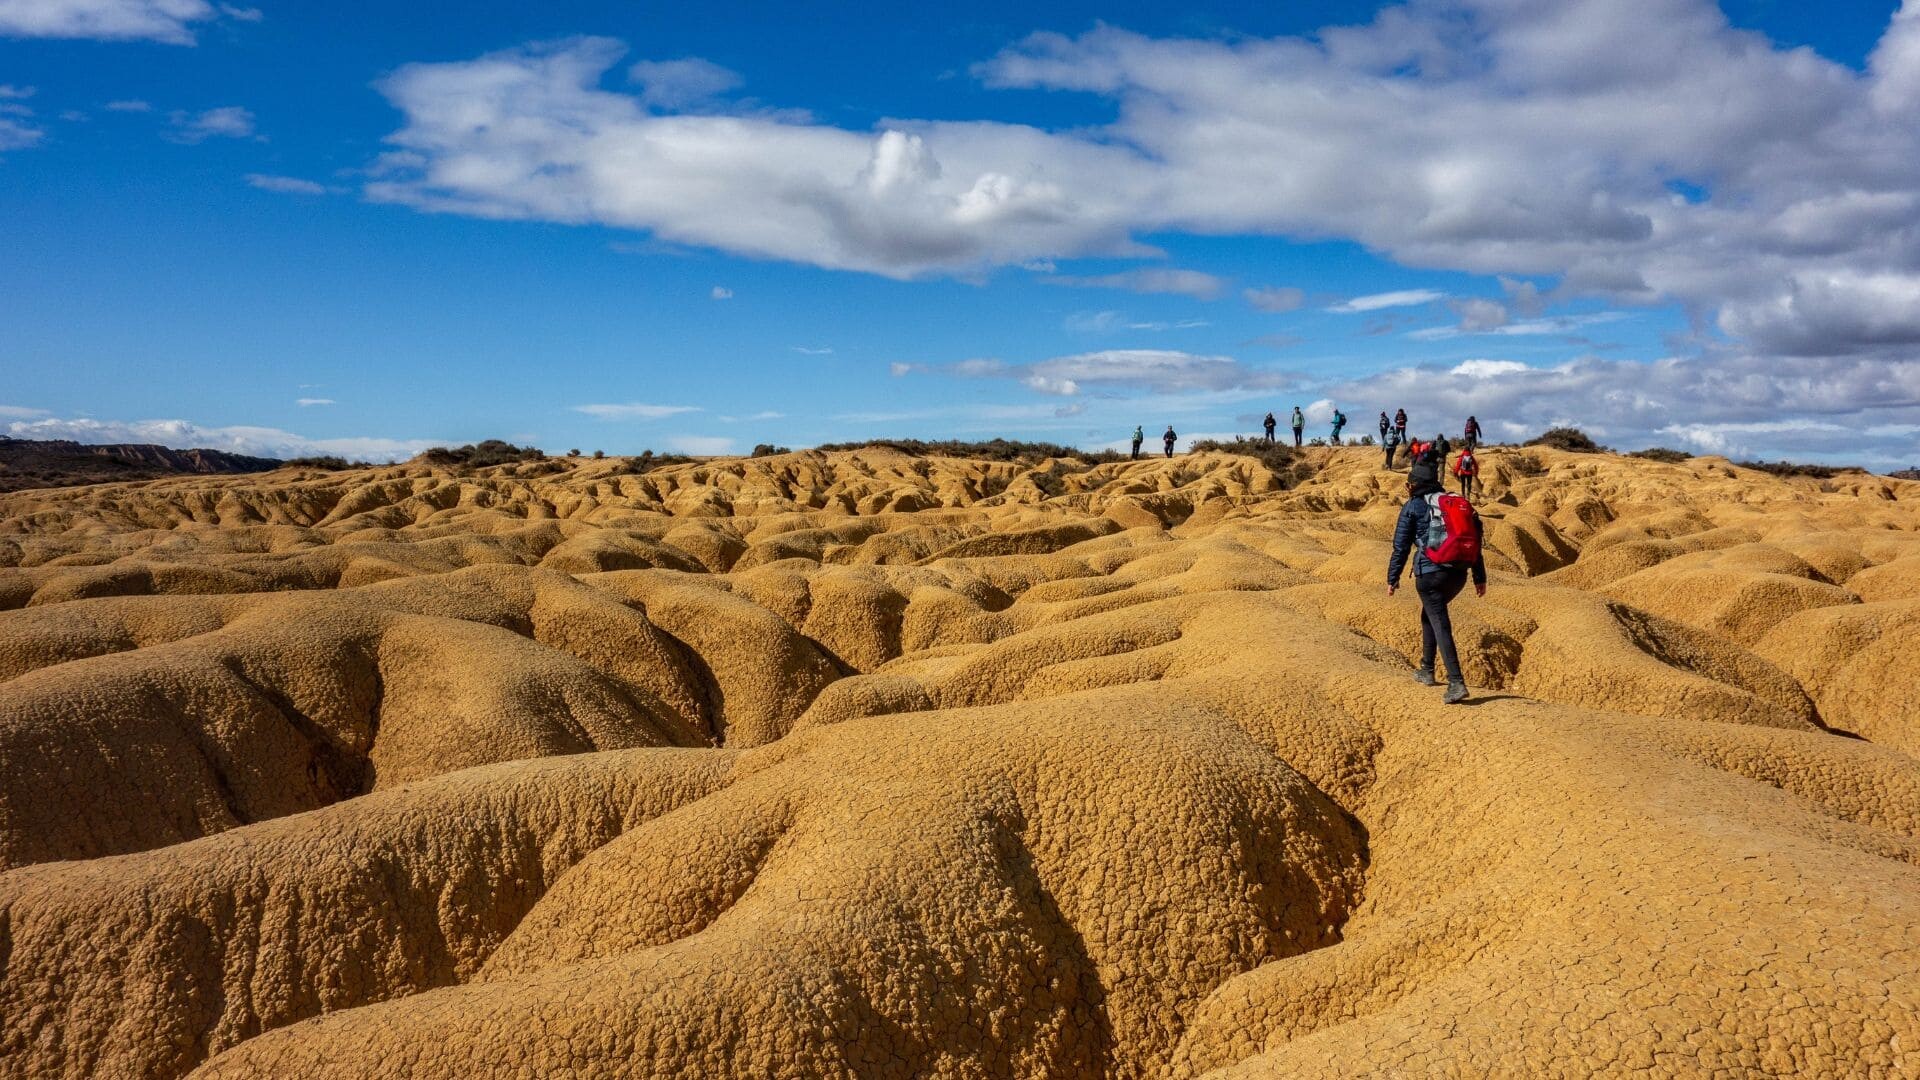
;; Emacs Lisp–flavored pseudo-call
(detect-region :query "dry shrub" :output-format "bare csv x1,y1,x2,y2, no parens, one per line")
1526,427,1607,453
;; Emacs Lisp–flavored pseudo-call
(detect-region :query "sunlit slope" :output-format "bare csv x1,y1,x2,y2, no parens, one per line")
1,445,1915,1077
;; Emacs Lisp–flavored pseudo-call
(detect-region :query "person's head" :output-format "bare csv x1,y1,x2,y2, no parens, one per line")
1407,457,1444,496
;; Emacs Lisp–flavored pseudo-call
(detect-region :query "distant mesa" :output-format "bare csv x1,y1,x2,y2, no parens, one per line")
0,436,281,493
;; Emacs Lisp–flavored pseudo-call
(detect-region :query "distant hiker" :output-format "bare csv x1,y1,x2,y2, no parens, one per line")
1453,445,1479,499
1131,425,1144,460
1163,426,1178,458
1378,411,1391,442
1433,432,1452,458
1263,412,1277,444
1290,406,1305,447
1388,447,1487,705
1393,408,1408,442
1464,415,1483,450
1331,409,1347,444
1382,427,1400,469
1405,436,1432,463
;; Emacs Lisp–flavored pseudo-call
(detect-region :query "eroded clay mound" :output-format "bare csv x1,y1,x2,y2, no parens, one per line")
0,446,1916,1078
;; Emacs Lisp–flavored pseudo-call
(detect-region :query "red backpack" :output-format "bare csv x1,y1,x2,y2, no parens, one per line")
1422,492,1482,565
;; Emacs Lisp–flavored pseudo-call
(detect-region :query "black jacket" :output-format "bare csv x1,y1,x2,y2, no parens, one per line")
1388,495,1488,586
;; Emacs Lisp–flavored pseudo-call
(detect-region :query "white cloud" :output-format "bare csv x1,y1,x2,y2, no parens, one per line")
1244,285,1305,312
359,5,1920,454
0,0,220,43
0,115,41,151
0,404,50,418
1042,267,1227,299
367,38,1154,279
791,345,833,355
910,348,1292,397
1327,288,1445,313
628,57,742,110
573,402,702,421
1316,353,1920,468
710,285,733,300
1064,309,1207,333
4,415,434,462
664,434,733,455
104,99,151,112
1449,359,1531,378
166,105,255,143
1409,310,1630,341
216,3,258,20
245,173,329,196
0,84,32,98
296,398,335,407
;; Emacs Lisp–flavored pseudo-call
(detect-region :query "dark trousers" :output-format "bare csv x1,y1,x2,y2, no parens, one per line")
1130,440,1141,460
1164,441,1175,457
1459,474,1475,498
1416,565,1469,682
1264,426,1275,443
1383,442,1396,468
1395,425,1407,442
1292,428,1302,446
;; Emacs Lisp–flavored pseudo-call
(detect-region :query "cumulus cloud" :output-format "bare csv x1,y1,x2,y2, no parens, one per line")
366,8,1920,362
1244,285,1305,312
1042,267,1227,299
710,285,733,300
166,105,255,143
246,173,330,196
367,38,1152,279
0,83,31,98
0,0,223,43
1327,289,1446,313
4,415,434,462
573,402,701,420
1316,353,1920,468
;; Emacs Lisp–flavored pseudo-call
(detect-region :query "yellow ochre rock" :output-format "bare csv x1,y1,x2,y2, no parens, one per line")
0,445,1915,1078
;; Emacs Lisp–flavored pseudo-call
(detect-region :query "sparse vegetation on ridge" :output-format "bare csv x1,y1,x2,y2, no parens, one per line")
1525,427,1607,453
813,438,1125,463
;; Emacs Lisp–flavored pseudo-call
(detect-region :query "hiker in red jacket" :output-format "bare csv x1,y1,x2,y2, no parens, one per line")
1453,445,1479,499
1387,447,1487,704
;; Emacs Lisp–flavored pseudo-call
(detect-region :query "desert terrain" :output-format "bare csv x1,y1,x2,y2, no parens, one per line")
1,443,1916,1078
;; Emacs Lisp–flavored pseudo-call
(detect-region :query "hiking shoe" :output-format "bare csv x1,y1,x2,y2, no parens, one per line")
1412,669,1438,686
1443,680,1469,704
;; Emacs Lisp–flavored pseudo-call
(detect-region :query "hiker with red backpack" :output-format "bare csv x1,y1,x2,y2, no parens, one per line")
1453,445,1479,499
1386,447,1487,704
1463,415,1482,450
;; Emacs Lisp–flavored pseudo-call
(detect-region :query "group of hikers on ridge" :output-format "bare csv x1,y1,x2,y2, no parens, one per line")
1203,408,1489,500
1130,425,1182,459
1134,409,1491,704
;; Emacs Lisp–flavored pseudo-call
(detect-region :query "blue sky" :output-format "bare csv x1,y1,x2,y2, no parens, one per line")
2,0,1917,466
